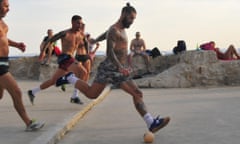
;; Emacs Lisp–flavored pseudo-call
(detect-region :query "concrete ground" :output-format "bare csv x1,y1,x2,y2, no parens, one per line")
1,80,240,144
58,87,240,144
0,80,109,144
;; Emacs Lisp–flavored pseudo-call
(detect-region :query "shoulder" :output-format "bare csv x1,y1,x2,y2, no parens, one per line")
43,36,48,41
107,26,119,39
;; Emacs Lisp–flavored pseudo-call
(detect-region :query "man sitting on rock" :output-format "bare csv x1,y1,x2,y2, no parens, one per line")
128,32,152,73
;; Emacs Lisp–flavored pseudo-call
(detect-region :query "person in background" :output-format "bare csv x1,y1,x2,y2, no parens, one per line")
200,41,240,60
28,15,87,105
40,29,55,65
128,31,152,73
85,33,100,62
0,0,44,131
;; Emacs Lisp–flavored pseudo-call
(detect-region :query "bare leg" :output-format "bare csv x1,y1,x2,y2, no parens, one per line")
40,68,66,89
225,45,240,59
46,46,54,64
82,60,91,81
120,80,147,117
0,73,31,126
74,80,107,99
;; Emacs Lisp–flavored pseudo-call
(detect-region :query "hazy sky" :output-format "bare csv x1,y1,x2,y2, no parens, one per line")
5,0,240,56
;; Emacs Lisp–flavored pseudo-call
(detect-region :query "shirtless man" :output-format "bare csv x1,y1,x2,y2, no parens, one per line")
56,3,170,133
69,23,89,104
128,31,151,73
28,15,87,105
0,0,44,131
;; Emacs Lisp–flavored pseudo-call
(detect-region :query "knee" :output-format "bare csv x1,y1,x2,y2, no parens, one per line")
86,93,99,99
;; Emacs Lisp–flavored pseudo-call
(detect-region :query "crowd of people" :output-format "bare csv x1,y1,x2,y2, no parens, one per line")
1,0,170,134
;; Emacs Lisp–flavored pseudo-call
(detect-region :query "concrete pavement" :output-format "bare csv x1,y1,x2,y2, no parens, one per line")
58,87,240,144
0,80,110,144
1,80,240,144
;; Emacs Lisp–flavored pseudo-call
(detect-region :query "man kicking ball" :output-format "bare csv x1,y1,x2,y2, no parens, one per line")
56,3,170,133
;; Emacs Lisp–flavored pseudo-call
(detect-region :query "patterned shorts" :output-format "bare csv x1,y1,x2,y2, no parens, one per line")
93,58,131,87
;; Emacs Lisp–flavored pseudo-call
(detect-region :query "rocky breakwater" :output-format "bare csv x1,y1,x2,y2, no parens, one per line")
9,51,240,88
135,50,240,88
9,55,105,81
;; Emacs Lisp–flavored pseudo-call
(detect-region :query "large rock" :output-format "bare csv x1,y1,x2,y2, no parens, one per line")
135,50,240,88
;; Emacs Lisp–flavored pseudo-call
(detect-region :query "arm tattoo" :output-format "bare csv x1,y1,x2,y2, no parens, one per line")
95,31,107,42
107,28,123,68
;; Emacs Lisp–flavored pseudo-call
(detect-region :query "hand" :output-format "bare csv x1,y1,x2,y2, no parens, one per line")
17,42,26,52
119,67,131,76
96,42,100,48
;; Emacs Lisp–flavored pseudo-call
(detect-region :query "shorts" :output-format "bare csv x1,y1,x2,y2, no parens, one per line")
75,54,90,63
93,58,131,87
57,54,75,71
0,57,9,76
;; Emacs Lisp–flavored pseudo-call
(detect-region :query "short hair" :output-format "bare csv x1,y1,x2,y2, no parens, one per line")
71,15,82,22
121,2,137,15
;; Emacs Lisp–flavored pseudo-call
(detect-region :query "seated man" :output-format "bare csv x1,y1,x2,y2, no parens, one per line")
200,41,240,60
128,32,152,73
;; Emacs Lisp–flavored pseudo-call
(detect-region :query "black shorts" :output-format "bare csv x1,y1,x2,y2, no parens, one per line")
0,57,9,76
75,54,90,63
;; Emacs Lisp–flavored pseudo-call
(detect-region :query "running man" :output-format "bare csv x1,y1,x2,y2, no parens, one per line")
0,0,44,131
56,3,170,133
28,15,87,105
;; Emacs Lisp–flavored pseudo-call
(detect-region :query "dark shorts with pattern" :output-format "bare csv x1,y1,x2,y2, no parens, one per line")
0,57,9,76
57,54,75,71
75,54,90,63
93,58,131,87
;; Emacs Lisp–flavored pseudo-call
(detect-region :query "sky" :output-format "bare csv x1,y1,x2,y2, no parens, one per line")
5,0,240,56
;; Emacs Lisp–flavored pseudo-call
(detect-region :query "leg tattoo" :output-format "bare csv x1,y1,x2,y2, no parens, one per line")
135,101,148,117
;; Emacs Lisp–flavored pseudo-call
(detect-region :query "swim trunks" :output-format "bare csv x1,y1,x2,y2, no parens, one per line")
57,54,75,71
0,57,9,76
75,54,90,63
93,58,131,87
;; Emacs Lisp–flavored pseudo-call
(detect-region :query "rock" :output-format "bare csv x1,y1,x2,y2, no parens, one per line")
8,50,240,88
135,50,240,88
9,56,40,80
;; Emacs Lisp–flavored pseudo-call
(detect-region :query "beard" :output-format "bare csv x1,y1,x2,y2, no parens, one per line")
122,17,131,28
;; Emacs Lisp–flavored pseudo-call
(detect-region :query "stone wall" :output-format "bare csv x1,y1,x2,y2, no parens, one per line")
9,50,240,88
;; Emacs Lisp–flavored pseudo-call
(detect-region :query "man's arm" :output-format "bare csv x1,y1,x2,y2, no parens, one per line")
142,39,146,51
8,39,26,52
92,30,108,43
